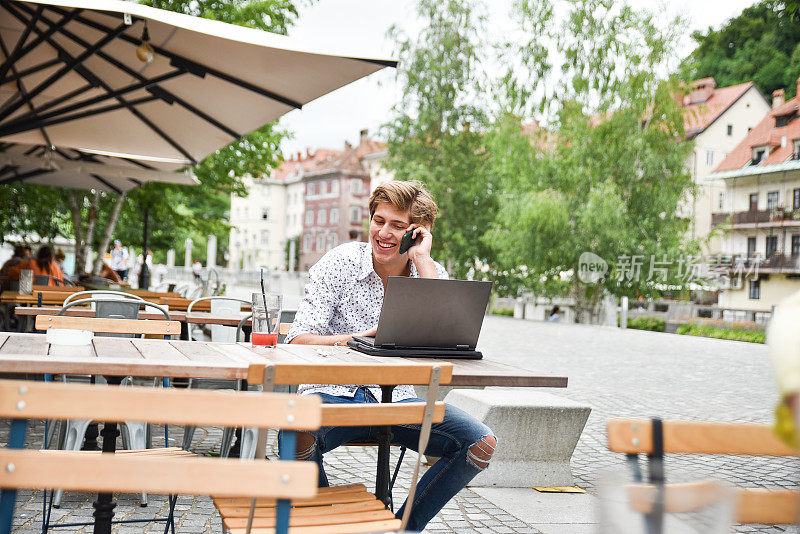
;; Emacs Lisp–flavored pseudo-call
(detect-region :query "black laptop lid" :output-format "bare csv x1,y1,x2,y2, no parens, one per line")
374,277,493,349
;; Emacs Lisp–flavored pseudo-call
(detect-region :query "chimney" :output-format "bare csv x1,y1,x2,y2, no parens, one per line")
688,77,716,104
772,89,785,108
344,140,352,150
296,151,301,161
359,129,369,142
306,147,312,158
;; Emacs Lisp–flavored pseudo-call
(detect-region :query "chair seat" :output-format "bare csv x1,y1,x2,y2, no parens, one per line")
214,483,402,533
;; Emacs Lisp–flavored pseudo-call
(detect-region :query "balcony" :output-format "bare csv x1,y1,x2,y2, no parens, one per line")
711,208,800,228
712,253,800,274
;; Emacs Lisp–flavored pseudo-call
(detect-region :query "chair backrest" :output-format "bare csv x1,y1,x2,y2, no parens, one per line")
187,296,252,342
0,379,321,534
35,314,180,337
248,361,453,388
63,290,146,307
607,418,800,524
236,313,292,342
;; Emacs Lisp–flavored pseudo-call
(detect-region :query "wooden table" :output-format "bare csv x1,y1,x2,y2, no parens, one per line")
0,333,567,531
13,306,187,322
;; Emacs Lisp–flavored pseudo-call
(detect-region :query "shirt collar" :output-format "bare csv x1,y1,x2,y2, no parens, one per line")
360,242,417,280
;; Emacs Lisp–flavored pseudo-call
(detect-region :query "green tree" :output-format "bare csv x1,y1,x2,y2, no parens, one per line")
487,0,696,322
384,0,497,279
686,1,800,97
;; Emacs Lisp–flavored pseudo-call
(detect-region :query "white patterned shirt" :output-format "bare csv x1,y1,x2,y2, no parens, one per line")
286,241,448,401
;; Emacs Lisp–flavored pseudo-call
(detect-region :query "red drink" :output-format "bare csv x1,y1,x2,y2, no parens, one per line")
252,332,278,347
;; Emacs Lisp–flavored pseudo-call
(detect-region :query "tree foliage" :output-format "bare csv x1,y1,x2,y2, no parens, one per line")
487,0,696,321
384,0,497,279
686,1,800,97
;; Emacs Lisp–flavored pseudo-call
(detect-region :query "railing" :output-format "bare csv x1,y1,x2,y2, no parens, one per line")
711,254,800,272
711,208,800,227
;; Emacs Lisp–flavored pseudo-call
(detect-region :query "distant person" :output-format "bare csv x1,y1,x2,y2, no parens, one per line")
54,249,66,271
8,245,64,286
0,245,31,277
110,240,129,281
548,306,561,322
192,260,202,281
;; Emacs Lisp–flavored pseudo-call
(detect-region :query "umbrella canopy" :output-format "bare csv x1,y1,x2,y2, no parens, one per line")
0,142,198,192
0,0,396,167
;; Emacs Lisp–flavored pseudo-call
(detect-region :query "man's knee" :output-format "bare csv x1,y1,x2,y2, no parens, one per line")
295,431,316,461
467,434,496,470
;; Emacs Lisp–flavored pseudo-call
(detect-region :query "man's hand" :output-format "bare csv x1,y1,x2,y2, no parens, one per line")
405,224,438,278
359,324,378,337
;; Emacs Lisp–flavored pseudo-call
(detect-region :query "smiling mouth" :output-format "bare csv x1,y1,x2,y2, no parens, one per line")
376,239,396,250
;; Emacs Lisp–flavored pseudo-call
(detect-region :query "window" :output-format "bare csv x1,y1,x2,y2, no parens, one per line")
326,233,337,251
749,193,758,212
748,279,760,300
766,235,778,257
305,210,314,226
261,209,269,220
260,230,269,245
792,234,800,256
752,147,767,165
747,237,757,258
316,233,325,251
794,188,800,210
726,124,733,136
767,191,780,210
331,180,339,195
318,209,326,225
350,179,362,195
794,140,800,160
243,207,249,219
717,192,725,210
350,206,361,223
303,233,312,252
306,183,314,196
330,208,339,224
706,150,714,166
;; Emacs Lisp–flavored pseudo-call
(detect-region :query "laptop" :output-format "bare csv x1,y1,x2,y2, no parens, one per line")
348,276,493,359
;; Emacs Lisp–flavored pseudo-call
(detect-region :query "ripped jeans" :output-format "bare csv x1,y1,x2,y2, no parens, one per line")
286,388,495,532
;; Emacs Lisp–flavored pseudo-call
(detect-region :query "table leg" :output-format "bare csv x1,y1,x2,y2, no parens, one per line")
375,385,395,508
92,376,122,534
180,321,189,341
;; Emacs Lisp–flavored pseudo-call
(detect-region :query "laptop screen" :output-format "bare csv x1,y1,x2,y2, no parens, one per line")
374,277,493,349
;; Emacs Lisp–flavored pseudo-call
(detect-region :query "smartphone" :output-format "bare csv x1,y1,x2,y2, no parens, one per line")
399,230,418,254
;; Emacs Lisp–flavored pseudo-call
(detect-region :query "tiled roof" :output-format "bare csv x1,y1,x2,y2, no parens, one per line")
683,81,755,138
713,94,800,172
268,139,386,181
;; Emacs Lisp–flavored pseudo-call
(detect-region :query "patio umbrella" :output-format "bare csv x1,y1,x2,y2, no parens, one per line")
0,142,198,192
0,0,396,166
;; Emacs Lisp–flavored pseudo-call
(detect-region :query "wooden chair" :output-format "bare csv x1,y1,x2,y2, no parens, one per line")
607,418,800,526
212,361,452,534
34,312,178,511
0,379,320,534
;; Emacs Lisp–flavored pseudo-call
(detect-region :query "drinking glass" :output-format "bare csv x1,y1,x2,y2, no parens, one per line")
251,292,282,347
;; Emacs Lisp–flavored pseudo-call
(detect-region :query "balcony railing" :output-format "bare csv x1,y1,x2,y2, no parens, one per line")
711,253,800,272
711,208,800,227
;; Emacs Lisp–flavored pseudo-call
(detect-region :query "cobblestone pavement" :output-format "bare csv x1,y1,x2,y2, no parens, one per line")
4,316,799,533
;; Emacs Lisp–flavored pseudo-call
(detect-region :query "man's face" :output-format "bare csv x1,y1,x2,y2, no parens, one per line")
369,202,411,265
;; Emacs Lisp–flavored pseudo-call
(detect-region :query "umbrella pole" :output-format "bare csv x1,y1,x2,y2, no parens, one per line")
138,206,151,290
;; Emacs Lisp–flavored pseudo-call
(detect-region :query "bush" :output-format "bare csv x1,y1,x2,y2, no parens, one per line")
676,323,765,344
626,316,665,332
492,307,515,316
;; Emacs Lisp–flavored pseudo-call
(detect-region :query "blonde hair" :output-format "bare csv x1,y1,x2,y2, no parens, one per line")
369,180,438,228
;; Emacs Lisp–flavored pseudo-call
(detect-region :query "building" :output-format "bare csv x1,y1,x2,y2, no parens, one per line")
680,77,771,254
299,134,386,269
708,78,800,311
228,132,386,271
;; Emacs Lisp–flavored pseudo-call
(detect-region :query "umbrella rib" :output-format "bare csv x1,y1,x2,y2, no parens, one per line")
89,173,123,194
0,57,61,86
0,12,129,120
2,4,197,165
6,69,188,129
0,168,54,185
43,4,305,109
0,26,53,147
0,4,80,83
66,148,157,171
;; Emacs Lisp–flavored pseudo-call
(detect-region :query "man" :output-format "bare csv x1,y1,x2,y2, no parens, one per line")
110,240,129,281
287,180,496,532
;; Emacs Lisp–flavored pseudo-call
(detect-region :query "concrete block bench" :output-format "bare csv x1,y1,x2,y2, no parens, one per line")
444,389,591,488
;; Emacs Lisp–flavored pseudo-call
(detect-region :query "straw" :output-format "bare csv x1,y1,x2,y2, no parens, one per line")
259,268,270,333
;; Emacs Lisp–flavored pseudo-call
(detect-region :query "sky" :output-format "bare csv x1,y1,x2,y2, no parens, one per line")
277,0,758,158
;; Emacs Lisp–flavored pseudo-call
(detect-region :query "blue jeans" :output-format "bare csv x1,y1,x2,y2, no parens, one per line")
284,388,495,532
